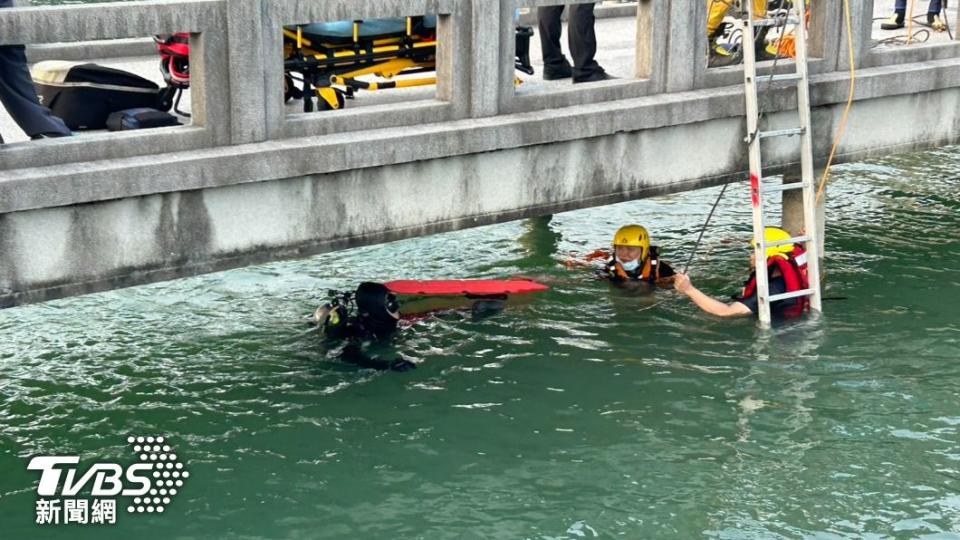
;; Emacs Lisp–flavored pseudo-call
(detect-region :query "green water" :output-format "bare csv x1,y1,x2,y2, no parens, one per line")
1,148,959,539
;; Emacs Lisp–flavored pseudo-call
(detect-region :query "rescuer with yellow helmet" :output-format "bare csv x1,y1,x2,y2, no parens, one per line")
674,226,811,318
570,224,676,288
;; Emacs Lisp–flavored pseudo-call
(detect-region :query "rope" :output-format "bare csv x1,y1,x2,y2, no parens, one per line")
683,183,730,274
875,28,931,46
944,0,954,39
906,0,917,44
815,0,856,204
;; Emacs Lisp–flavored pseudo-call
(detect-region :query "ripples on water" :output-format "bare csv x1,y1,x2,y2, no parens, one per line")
1,149,959,539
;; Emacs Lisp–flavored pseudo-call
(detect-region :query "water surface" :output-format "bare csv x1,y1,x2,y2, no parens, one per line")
1,148,959,539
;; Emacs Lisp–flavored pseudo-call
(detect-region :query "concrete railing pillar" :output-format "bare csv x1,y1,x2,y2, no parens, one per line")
838,0,873,72
495,0,516,116
635,0,654,80
664,0,705,92
436,3,479,120
461,0,500,118
225,0,268,144
808,0,842,72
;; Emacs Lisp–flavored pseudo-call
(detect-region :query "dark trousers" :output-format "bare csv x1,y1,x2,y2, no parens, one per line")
894,0,942,12
537,3,604,80
0,0,71,141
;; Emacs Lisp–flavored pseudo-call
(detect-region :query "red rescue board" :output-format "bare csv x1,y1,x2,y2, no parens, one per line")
385,279,549,296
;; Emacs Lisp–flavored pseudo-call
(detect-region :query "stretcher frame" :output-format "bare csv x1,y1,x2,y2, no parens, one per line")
282,16,534,111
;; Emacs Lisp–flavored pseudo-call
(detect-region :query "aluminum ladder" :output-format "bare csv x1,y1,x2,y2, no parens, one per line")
741,1,822,325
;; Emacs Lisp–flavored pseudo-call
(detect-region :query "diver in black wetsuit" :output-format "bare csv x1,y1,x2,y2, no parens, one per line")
312,282,512,371
312,282,416,372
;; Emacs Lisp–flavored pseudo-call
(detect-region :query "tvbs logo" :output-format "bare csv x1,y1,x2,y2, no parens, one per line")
27,436,189,525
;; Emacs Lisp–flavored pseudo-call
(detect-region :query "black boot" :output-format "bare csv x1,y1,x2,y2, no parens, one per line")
880,11,906,30
707,21,741,68
928,11,947,31
754,25,777,61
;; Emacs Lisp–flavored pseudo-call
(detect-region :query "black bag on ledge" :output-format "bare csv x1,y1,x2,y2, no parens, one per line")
107,108,181,131
31,61,168,130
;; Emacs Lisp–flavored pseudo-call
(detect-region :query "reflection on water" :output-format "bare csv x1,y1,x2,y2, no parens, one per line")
1,147,959,539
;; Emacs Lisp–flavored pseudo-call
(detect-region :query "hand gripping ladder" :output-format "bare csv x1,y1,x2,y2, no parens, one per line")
741,1,822,325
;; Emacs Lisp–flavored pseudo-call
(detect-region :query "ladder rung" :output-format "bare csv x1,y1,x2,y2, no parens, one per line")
753,16,801,27
762,181,811,193
765,73,802,83
758,127,804,139
768,288,816,302
763,235,810,248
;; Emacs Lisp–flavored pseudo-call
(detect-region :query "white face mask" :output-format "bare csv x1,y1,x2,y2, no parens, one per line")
617,257,640,272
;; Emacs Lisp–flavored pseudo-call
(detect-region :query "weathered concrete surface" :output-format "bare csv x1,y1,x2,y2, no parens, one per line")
2,0,960,307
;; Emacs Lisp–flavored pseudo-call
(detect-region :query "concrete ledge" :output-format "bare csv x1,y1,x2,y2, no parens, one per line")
3,56,959,212
3,0,960,307
0,0,223,44
25,38,157,63
0,127,215,174
864,41,960,68
509,78,656,114
702,59,829,90
3,87,959,308
269,0,463,26
281,101,454,139
0,171,712,309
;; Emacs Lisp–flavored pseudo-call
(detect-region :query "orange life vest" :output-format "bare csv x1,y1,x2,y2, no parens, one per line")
604,246,664,284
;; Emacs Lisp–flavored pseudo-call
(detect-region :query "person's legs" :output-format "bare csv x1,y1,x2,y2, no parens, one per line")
537,5,572,78
0,44,71,138
882,0,907,28
707,0,736,38
707,0,739,67
751,0,776,61
927,0,945,30
568,3,606,82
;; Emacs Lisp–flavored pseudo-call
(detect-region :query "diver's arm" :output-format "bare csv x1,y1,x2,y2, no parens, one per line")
563,249,610,269
674,273,752,317
313,305,332,326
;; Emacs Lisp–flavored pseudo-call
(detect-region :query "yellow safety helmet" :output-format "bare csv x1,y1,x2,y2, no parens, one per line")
613,224,651,260
754,226,795,258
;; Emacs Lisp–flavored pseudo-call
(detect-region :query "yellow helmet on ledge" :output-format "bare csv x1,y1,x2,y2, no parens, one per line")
613,224,650,260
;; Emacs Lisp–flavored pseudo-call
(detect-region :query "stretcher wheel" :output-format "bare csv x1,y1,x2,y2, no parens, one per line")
317,87,345,111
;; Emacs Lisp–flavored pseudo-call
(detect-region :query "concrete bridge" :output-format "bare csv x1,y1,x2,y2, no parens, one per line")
1,0,959,308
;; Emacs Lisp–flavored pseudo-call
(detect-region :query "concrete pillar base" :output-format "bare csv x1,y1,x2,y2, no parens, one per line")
781,171,825,256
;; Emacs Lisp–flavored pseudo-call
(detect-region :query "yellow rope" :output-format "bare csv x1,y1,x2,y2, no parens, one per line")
816,0,857,203
906,0,917,44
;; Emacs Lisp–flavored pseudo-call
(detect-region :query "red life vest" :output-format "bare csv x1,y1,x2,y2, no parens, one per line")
740,245,810,317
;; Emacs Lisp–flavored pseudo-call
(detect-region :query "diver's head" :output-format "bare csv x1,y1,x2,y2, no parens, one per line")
355,282,400,337
613,224,650,268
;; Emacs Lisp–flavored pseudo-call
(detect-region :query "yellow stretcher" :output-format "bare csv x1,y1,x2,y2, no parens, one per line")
283,16,534,111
